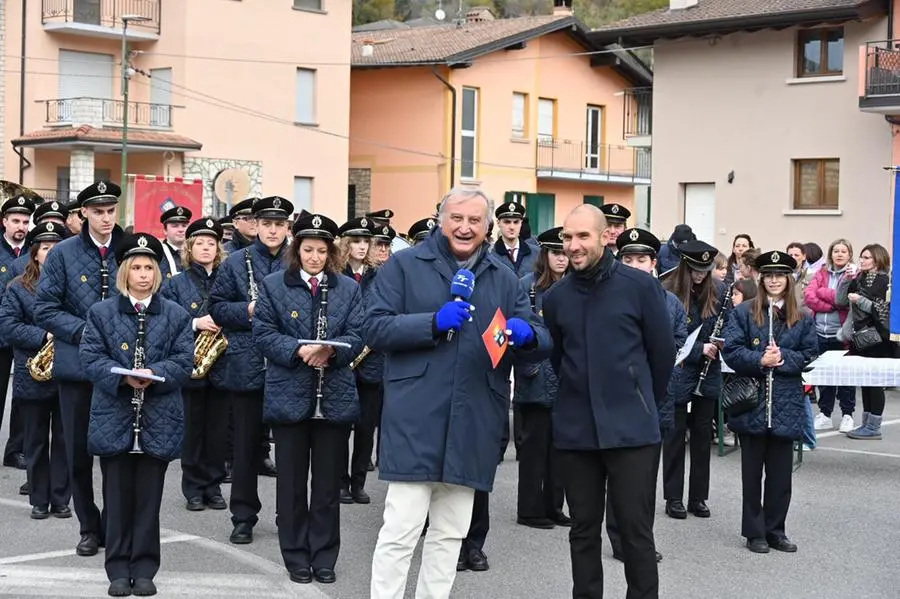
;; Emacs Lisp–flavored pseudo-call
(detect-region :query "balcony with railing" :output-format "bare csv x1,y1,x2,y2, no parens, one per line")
535,139,651,185
45,97,173,129
42,0,161,41
623,87,652,147
859,39,900,113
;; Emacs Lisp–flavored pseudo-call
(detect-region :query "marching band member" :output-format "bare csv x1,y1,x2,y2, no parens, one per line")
722,251,817,554
158,205,192,279
219,215,235,243
598,203,630,256
223,198,258,253
35,180,126,556
0,194,35,472
514,226,570,530
369,223,395,266
161,217,228,512
661,240,724,521
407,218,436,246
209,195,292,545
80,233,193,597
336,216,378,505
493,200,536,279
253,212,364,585
0,221,71,518
2,200,71,286
66,198,85,236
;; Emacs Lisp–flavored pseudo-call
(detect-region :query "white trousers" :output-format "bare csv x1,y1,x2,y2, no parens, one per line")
370,482,475,599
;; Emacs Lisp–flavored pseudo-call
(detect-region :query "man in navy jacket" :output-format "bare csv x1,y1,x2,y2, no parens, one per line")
543,204,675,599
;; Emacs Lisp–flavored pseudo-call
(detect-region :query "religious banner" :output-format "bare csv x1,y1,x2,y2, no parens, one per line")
130,175,203,238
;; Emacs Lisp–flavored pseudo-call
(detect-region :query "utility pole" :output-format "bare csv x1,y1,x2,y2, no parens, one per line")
120,15,150,226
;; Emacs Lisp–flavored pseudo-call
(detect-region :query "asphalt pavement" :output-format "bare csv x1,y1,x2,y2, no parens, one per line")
1,393,898,598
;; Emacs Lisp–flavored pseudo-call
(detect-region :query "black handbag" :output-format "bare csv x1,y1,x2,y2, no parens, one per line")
850,326,882,351
721,375,760,417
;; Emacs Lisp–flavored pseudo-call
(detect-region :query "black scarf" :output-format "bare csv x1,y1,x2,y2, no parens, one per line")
573,247,615,287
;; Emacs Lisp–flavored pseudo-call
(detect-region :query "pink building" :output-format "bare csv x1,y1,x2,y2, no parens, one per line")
349,3,652,236
3,0,351,220
591,0,893,251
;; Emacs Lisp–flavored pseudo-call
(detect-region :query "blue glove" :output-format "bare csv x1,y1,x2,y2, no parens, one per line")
435,300,473,333
505,318,535,346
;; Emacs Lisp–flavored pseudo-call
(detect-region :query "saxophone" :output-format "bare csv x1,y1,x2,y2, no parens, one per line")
130,309,148,454
311,274,328,419
27,339,54,382
192,329,228,379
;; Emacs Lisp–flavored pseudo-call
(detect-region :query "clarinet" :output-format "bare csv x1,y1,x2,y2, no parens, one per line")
100,252,109,301
129,308,147,454
311,274,328,420
245,249,259,302
766,300,775,429
529,284,536,312
693,283,734,396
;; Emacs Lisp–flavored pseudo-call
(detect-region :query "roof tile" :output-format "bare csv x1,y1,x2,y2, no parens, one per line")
12,125,202,150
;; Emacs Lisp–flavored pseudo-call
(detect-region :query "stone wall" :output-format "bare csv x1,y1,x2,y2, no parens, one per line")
69,149,96,198
348,168,371,216
182,157,263,216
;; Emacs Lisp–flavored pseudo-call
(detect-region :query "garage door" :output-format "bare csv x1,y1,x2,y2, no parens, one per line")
683,183,716,244
58,50,114,122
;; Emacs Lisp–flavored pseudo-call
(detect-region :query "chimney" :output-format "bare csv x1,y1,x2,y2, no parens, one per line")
553,0,574,15
466,7,495,23
669,0,698,9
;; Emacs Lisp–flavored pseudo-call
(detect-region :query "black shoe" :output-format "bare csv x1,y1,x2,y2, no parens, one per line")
289,568,312,584
223,462,232,484
258,457,277,477
665,499,687,519
313,567,336,584
612,551,624,562
132,578,157,596
456,548,468,571
339,488,354,505
516,516,555,529
19,481,30,495
108,578,132,597
687,500,710,518
747,538,770,553
767,536,798,553
467,549,489,572
186,497,205,512
51,505,72,519
549,512,573,527
3,452,26,470
656,551,663,563
205,495,227,510
351,488,371,504
367,460,375,472
229,522,253,545
76,533,99,556
31,506,50,520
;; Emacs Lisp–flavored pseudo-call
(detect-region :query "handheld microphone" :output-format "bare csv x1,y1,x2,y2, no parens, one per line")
447,269,475,341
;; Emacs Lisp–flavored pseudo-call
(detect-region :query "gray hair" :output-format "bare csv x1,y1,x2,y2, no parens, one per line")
437,187,494,228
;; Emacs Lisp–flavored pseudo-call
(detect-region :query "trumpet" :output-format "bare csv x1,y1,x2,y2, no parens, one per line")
192,329,228,379
27,338,54,382
349,345,371,370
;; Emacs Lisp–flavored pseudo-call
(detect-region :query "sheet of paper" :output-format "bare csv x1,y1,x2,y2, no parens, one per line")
111,367,166,382
675,326,702,366
297,339,353,349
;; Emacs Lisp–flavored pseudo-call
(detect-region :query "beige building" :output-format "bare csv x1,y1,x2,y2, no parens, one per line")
4,0,351,219
590,0,892,252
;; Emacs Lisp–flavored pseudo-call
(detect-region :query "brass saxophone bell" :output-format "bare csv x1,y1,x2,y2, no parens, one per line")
27,339,55,382
192,330,228,379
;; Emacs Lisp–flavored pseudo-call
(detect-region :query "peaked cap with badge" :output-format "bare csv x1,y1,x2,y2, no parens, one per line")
365,209,394,226
407,217,437,242
536,226,564,251
115,233,165,266
754,250,796,274
77,180,121,207
1,195,36,217
495,201,526,220
160,205,193,226
293,213,339,240
678,240,719,272
599,203,631,224
25,221,67,246
616,227,661,256
373,223,396,242
33,200,69,224
186,217,224,241
252,196,293,220
338,216,375,238
229,197,258,217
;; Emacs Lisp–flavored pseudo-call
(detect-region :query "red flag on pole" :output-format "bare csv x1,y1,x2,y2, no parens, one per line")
481,308,509,369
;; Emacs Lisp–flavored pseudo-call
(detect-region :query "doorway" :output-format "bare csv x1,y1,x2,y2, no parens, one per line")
683,183,715,244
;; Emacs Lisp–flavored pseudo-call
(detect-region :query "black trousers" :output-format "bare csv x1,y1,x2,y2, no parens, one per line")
517,404,564,519
342,381,382,491
662,397,715,502
739,433,794,541
225,391,272,466
607,446,663,556
273,420,348,571
559,445,660,599
181,386,228,501
59,381,104,536
463,489,490,553
229,390,264,526
101,453,168,582
0,349,23,461
22,396,70,509
861,387,886,416
499,405,524,459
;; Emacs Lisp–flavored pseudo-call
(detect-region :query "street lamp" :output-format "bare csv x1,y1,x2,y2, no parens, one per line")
120,14,151,226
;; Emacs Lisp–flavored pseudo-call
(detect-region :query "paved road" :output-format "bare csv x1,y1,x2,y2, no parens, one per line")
1,395,898,598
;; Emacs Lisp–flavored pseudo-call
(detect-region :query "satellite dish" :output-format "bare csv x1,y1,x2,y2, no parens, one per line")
435,8,446,20
212,169,251,206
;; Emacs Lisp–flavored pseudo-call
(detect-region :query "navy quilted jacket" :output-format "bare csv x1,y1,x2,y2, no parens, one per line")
492,238,537,279
677,282,727,400
347,267,384,384
513,273,558,408
0,253,29,290
34,226,125,381
160,263,219,389
208,239,287,391
0,238,28,350
254,270,364,423
0,279,54,400
722,303,819,440
80,294,193,461
223,234,253,255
